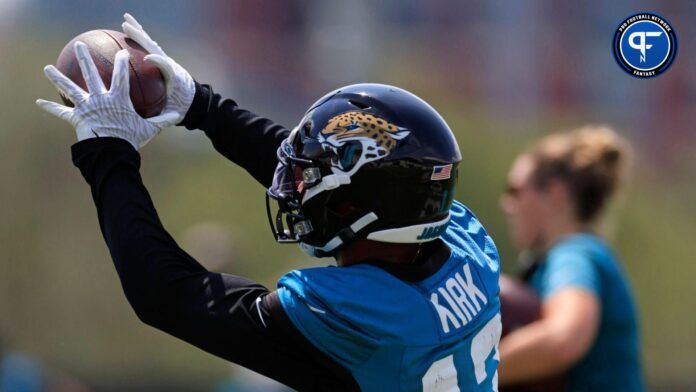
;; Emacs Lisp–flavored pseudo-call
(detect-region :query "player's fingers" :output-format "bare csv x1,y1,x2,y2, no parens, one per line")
121,21,145,41
36,99,73,121
123,13,144,30
43,65,88,104
122,22,165,56
74,41,107,94
147,110,180,127
110,49,131,96
144,54,175,82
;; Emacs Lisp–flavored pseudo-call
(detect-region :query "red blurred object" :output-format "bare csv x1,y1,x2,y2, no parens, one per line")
499,274,565,392
56,30,166,118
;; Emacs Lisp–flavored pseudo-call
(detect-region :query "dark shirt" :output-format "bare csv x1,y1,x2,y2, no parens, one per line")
72,82,358,391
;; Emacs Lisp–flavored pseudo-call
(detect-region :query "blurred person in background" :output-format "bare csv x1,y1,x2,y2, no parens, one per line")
497,126,643,390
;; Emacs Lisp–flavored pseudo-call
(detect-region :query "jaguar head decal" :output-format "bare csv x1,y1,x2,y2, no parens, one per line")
318,111,410,175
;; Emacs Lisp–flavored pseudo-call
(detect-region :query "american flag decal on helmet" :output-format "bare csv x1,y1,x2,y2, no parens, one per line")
431,164,452,180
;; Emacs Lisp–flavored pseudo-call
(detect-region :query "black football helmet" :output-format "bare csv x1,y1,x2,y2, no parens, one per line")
266,83,462,257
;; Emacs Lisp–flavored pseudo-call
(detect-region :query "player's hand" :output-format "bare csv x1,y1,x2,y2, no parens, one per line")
36,41,179,150
121,13,195,125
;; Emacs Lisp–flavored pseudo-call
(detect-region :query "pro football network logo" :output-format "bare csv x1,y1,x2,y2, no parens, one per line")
613,13,677,78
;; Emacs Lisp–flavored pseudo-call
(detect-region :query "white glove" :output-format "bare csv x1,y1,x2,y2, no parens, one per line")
122,13,195,124
36,41,180,150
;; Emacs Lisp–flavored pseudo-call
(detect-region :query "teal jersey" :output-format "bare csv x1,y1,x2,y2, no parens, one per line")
529,233,644,391
277,201,501,391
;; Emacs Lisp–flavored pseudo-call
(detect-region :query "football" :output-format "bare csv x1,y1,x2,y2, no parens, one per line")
499,274,566,392
500,274,541,336
55,29,166,118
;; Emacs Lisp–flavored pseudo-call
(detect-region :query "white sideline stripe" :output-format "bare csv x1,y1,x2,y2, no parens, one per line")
367,214,451,243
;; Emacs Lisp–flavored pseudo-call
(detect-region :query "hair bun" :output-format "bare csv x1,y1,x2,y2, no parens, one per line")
527,125,631,222
601,146,621,166
576,126,627,172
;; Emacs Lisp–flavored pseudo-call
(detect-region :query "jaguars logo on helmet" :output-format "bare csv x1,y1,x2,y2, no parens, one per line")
319,111,410,175
266,83,461,257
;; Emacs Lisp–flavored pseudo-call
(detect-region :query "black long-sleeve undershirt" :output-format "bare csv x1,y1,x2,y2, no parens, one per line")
71,86,359,390
180,82,290,188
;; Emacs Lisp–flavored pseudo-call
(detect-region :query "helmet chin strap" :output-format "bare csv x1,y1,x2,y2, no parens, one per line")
299,213,453,259
301,173,351,203
299,212,378,258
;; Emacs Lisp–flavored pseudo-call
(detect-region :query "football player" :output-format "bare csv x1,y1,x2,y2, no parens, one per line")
36,14,502,391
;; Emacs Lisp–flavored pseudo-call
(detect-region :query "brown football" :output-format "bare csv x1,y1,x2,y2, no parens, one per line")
56,29,166,118
499,274,565,392
500,274,542,337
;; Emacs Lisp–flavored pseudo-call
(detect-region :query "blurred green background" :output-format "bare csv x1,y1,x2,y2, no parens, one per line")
1,0,694,390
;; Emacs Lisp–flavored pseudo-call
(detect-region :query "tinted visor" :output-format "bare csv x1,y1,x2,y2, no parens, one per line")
266,131,320,243
268,136,313,200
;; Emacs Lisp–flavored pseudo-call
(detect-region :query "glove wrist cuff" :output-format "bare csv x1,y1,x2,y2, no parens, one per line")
179,80,208,129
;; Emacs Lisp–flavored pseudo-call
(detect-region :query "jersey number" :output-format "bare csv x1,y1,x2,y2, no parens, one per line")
422,313,501,391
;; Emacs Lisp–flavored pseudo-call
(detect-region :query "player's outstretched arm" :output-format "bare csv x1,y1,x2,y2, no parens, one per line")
122,13,289,188
70,138,355,391
37,42,357,391
180,82,290,188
